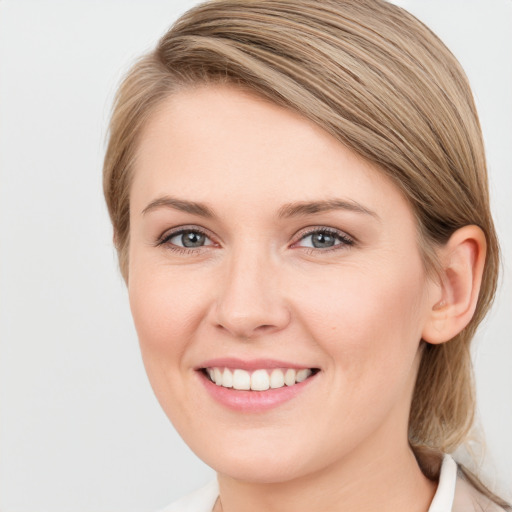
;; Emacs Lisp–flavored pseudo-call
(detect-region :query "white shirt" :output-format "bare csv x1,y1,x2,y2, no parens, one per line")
159,455,505,512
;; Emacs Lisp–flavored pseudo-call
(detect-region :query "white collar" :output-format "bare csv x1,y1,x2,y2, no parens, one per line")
428,454,458,512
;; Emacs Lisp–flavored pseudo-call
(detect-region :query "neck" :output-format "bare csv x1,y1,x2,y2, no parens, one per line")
215,432,437,512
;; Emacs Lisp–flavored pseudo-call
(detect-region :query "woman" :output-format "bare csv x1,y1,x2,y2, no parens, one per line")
103,0,510,510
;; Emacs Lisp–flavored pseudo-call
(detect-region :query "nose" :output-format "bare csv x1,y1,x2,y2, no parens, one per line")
210,248,291,340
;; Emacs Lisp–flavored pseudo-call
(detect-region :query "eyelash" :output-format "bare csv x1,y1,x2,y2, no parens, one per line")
156,226,214,255
294,227,355,254
156,226,355,255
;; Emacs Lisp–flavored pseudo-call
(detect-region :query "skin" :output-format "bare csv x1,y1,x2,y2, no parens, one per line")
127,85,485,512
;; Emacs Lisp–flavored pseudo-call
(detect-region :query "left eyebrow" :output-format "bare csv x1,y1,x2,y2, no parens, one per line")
277,199,379,220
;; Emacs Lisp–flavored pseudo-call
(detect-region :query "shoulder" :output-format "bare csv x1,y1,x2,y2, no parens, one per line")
157,480,219,512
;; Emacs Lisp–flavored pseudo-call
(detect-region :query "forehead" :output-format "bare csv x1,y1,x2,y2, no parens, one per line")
131,84,410,222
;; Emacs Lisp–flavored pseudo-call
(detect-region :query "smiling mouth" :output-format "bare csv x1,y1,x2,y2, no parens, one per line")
201,367,320,391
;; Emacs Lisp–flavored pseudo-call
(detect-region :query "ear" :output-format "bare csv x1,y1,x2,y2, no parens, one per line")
422,225,487,345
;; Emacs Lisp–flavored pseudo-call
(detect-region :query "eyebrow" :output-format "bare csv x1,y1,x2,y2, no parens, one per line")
277,199,379,219
141,195,378,220
142,196,215,218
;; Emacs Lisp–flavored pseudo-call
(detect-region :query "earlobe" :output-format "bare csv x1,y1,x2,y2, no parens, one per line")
422,225,487,345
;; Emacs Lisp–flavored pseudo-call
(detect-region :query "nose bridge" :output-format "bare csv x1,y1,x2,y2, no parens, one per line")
213,240,290,338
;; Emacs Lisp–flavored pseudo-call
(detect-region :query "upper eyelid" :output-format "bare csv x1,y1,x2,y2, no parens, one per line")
159,225,215,242
297,226,347,235
293,226,355,242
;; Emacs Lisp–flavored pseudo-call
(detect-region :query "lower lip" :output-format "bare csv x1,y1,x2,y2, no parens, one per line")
197,370,318,412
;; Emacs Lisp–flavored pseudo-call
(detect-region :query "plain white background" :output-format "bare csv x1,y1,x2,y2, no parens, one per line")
0,1,511,511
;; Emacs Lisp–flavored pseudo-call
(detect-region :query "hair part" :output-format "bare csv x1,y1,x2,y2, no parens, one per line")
103,0,505,505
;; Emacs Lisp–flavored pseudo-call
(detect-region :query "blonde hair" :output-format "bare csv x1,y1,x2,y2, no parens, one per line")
103,0,506,505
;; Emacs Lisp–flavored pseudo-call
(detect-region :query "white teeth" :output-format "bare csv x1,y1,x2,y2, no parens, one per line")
206,367,315,390
284,368,296,386
296,369,312,383
222,368,233,388
232,369,251,390
251,369,270,391
214,368,223,386
270,368,285,389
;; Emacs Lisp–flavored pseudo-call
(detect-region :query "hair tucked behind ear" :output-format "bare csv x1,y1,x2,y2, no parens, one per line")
103,0,507,506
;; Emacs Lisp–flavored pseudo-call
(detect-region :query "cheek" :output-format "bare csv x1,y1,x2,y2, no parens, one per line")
295,259,427,378
128,262,210,365
127,264,214,428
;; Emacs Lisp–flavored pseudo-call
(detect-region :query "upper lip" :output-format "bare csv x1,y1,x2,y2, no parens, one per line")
195,357,319,371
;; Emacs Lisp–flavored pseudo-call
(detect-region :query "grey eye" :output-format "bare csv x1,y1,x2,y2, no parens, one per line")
169,230,211,248
297,230,350,249
309,232,337,248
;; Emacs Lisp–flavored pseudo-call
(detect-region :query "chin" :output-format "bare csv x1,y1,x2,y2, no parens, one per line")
205,449,311,484
178,422,335,484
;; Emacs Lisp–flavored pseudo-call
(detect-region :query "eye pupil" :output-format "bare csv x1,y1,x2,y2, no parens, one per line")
312,232,335,248
182,231,206,247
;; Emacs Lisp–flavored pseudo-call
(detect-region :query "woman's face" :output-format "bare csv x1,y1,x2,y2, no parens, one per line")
128,85,436,483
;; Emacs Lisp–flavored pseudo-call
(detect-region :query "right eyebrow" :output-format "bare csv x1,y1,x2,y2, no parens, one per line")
141,196,215,218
